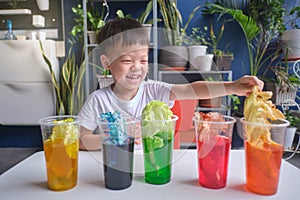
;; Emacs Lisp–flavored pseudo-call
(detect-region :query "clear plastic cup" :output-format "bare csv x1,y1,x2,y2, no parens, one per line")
241,118,289,195
39,115,80,191
194,115,236,189
98,116,139,190
141,115,178,185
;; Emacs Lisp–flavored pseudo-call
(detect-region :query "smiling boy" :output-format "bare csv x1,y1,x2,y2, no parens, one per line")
78,18,263,151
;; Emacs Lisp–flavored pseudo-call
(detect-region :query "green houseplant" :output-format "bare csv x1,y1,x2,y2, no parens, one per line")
285,109,300,128
115,0,154,25
70,3,107,44
7,1,19,8
115,1,154,42
203,0,285,76
282,104,300,150
189,20,233,70
157,0,201,69
285,5,300,29
39,42,86,115
263,64,300,105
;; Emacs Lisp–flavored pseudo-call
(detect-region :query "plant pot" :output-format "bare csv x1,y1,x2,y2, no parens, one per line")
189,54,213,71
284,127,297,150
212,54,233,71
232,112,244,148
290,110,300,130
97,75,114,89
142,24,152,42
264,83,297,105
159,46,188,69
87,31,97,44
282,30,300,59
198,97,222,108
188,45,207,69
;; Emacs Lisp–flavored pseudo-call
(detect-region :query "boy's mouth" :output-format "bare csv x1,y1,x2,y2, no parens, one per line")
126,74,141,79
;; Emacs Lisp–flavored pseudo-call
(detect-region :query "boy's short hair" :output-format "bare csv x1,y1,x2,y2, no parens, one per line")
96,18,150,55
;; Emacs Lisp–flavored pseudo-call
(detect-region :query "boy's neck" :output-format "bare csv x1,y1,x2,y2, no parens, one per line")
111,83,139,101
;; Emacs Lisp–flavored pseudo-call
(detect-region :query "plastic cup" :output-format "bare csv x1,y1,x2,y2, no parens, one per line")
193,115,236,189
98,117,139,190
141,115,178,185
39,115,80,191
241,118,290,195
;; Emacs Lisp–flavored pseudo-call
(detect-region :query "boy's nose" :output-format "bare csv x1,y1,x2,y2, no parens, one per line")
131,61,141,70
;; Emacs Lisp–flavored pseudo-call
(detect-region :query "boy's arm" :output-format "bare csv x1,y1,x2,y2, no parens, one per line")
169,75,263,100
79,126,101,151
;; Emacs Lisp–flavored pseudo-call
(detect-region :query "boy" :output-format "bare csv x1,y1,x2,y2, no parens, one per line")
78,18,263,150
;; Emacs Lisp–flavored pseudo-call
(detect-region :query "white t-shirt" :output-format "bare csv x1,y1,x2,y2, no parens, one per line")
78,79,174,131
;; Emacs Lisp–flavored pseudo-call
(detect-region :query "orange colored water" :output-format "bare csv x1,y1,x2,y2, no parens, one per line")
43,138,78,191
245,141,283,195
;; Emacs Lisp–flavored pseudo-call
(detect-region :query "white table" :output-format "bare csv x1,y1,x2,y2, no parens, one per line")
0,150,299,200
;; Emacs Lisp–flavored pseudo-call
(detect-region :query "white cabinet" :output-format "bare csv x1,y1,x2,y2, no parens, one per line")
0,40,59,125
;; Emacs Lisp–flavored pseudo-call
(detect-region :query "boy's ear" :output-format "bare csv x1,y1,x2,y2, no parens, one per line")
100,55,110,69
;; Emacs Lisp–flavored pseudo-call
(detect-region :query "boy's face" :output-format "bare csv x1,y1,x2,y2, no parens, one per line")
106,44,149,91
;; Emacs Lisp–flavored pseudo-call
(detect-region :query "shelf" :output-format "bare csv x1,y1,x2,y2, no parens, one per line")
87,44,98,48
0,9,31,15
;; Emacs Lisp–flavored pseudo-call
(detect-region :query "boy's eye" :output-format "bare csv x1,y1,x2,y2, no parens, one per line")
141,59,148,64
122,59,132,64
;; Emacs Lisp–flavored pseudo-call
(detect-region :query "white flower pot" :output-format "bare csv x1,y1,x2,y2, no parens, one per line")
97,75,114,89
36,0,49,11
188,45,207,69
87,31,97,44
282,30,300,59
189,54,213,71
142,24,152,41
284,127,297,150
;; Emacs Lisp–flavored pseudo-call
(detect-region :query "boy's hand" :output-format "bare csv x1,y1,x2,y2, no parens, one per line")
231,75,264,97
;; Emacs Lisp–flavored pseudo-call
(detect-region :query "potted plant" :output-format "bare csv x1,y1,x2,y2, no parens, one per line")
39,42,86,115
115,0,154,40
71,3,107,44
203,0,285,76
207,21,233,71
189,21,233,71
186,27,210,71
157,0,201,69
115,1,154,24
283,109,300,150
263,64,300,105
